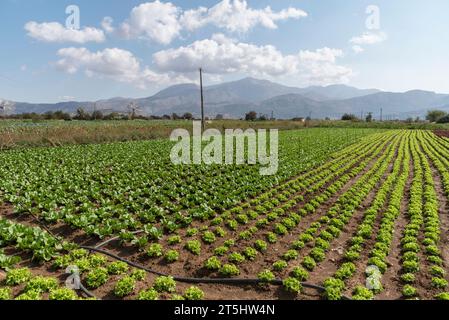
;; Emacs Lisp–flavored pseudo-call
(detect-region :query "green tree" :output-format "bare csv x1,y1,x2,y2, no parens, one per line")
182,112,193,120
341,113,358,121
74,108,90,120
437,115,449,124
245,111,257,121
91,110,104,120
426,110,447,122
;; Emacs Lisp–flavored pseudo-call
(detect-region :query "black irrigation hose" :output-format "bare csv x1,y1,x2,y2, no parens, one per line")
94,230,145,249
25,215,352,300
80,245,352,300
79,283,98,299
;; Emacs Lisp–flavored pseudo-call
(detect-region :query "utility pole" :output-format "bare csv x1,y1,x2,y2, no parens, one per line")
380,108,383,122
199,68,205,132
93,102,97,120
271,110,274,121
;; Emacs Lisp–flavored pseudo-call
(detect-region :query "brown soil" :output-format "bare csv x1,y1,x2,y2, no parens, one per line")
433,130,449,138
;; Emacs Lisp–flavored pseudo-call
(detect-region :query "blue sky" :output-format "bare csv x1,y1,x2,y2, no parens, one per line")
1,0,449,103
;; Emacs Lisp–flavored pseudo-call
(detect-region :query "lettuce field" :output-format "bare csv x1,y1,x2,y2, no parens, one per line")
1,127,449,300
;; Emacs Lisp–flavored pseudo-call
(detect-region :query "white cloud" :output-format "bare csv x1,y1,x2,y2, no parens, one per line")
350,31,387,45
55,47,188,89
153,34,352,85
59,96,76,101
180,0,307,33
117,1,182,45
110,0,306,44
101,17,115,33
20,65,27,71
25,21,105,43
352,45,365,54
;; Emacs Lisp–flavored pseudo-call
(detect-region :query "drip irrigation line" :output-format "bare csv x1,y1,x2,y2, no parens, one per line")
80,245,352,300
79,283,98,299
94,230,145,249
24,215,352,300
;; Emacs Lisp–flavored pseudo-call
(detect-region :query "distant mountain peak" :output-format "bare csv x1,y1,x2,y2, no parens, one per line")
7,76,449,120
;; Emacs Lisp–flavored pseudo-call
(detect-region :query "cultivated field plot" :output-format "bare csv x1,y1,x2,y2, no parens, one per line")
1,128,449,300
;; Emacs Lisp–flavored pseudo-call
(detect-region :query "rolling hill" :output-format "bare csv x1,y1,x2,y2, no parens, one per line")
2,77,448,119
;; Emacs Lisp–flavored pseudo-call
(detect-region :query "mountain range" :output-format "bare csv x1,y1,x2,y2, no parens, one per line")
2,77,449,120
